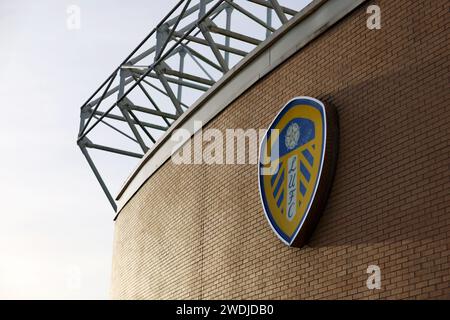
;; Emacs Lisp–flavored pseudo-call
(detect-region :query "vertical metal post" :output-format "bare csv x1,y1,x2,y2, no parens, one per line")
268,0,287,24
224,5,233,67
199,0,206,18
199,22,229,72
266,7,272,39
155,65,183,115
177,48,187,101
79,107,89,136
118,70,149,153
155,24,170,60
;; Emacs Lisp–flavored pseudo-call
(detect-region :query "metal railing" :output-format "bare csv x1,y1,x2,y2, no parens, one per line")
77,0,297,211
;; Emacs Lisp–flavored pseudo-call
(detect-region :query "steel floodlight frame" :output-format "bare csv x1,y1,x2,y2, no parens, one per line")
77,0,297,212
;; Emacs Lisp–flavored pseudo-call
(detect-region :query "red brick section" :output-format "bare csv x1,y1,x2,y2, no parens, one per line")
111,0,450,299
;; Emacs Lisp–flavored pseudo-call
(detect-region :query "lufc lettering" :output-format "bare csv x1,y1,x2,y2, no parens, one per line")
286,155,298,221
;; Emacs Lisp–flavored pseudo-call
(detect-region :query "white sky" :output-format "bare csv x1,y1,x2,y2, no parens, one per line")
0,0,311,299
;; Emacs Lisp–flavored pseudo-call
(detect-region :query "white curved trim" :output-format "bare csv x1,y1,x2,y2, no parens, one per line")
114,0,367,218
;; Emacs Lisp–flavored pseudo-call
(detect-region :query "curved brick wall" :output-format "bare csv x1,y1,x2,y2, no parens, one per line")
111,0,450,299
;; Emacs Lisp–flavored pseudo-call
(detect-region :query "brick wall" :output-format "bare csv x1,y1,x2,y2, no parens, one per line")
111,0,450,299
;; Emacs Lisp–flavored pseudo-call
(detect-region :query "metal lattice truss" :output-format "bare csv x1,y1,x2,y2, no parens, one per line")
77,0,298,211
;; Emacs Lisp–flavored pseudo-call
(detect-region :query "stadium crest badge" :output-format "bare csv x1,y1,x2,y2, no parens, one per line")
258,97,338,248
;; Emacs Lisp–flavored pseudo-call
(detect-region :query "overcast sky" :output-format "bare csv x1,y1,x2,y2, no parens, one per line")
0,0,310,299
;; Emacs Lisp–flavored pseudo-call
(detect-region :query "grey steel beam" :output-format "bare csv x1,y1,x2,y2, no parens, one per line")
155,0,191,61
182,45,224,71
118,104,149,153
155,24,170,61
224,0,275,33
208,25,262,46
124,104,178,120
247,0,297,16
131,75,172,126
184,47,215,81
174,2,228,44
173,31,247,56
165,0,214,26
224,4,233,67
127,46,156,66
199,21,229,72
80,71,118,136
140,78,191,108
118,72,148,153
79,143,117,211
268,0,288,24
85,141,144,159
161,67,215,86
266,7,272,38
131,68,210,91
88,75,133,109
93,115,139,143
79,108,89,136
127,109,157,144
198,0,206,17
155,66,184,115
93,111,168,131
177,49,187,101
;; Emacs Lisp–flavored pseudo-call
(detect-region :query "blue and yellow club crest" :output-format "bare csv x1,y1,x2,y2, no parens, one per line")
259,97,337,247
